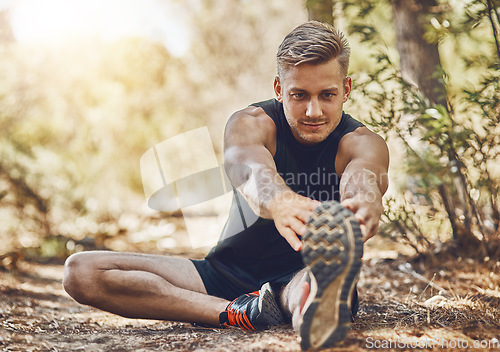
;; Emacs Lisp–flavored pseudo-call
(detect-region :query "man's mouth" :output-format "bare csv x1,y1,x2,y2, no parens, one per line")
301,121,327,130
303,122,326,126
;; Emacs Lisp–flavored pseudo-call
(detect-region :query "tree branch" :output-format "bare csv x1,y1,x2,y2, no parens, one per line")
487,0,500,62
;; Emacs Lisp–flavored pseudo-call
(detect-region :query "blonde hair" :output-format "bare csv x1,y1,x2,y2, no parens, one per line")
277,21,350,77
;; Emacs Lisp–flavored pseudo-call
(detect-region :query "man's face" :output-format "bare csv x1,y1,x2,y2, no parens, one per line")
274,58,352,145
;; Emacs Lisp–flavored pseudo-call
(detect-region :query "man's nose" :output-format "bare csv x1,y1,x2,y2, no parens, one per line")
306,98,322,118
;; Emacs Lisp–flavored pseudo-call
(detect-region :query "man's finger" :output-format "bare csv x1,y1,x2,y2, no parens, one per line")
355,213,365,225
296,200,320,222
281,227,303,251
309,199,321,209
296,209,313,224
289,217,307,237
360,224,369,241
341,199,357,212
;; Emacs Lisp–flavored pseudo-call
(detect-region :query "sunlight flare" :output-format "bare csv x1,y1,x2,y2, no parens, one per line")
8,0,191,56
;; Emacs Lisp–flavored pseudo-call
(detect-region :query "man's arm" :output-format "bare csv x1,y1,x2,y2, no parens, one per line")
335,127,390,241
224,107,320,251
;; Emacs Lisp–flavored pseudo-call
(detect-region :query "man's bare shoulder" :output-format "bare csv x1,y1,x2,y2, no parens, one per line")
336,126,389,174
340,126,386,146
225,105,277,150
229,105,276,128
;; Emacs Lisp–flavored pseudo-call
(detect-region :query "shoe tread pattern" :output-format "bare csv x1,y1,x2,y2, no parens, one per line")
300,201,363,350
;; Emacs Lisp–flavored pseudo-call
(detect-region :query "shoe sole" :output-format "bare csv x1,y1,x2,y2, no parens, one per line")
299,201,363,350
256,282,285,329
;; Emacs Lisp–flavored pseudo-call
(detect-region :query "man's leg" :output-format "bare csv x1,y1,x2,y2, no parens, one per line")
63,251,229,326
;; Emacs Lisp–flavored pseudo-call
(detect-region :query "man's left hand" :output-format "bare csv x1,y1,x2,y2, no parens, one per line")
341,190,383,242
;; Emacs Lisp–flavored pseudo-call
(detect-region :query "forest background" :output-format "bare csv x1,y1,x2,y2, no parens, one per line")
0,0,499,266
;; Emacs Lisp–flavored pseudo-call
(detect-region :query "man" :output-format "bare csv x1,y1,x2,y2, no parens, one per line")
63,21,389,350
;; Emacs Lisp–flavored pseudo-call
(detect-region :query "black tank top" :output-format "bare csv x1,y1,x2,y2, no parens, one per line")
205,99,364,292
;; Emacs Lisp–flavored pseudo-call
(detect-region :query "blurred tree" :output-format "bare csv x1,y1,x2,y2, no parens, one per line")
392,0,447,107
306,0,334,23
486,0,500,61
0,38,182,261
391,0,488,255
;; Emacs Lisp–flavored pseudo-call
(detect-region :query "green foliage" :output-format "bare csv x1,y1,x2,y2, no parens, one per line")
0,38,189,257
346,0,500,257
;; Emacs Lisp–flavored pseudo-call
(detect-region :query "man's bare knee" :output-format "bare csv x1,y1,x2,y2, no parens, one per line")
63,252,99,304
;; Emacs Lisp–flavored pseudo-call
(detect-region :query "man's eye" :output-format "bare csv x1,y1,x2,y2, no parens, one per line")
292,93,304,99
323,93,335,99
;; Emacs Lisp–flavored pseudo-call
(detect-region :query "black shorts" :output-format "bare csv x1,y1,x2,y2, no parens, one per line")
190,259,291,301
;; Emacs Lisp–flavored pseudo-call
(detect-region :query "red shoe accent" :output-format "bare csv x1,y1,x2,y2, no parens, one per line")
299,281,310,314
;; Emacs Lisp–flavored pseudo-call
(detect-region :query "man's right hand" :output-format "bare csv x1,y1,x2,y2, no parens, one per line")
269,191,320,251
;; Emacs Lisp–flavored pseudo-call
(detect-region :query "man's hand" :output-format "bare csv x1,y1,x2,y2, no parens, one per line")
341,188,383,242
269,191,320,251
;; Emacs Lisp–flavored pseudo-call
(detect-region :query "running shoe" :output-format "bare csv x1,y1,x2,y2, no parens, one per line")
299,201,363,350
219,282,285,331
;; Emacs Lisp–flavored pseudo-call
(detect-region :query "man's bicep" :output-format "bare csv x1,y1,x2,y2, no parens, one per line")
342,158,389,195
345,134,389,174
337,129,389,191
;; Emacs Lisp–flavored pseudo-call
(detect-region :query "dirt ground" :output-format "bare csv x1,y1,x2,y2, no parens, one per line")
1,238,499,352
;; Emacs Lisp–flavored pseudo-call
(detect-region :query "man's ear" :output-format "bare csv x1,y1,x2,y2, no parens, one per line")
274,76,283,102
343,76,352,103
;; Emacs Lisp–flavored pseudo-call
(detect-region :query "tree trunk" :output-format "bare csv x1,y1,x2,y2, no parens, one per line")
306,0,334,24
392,0,487,256
392,0,447,107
